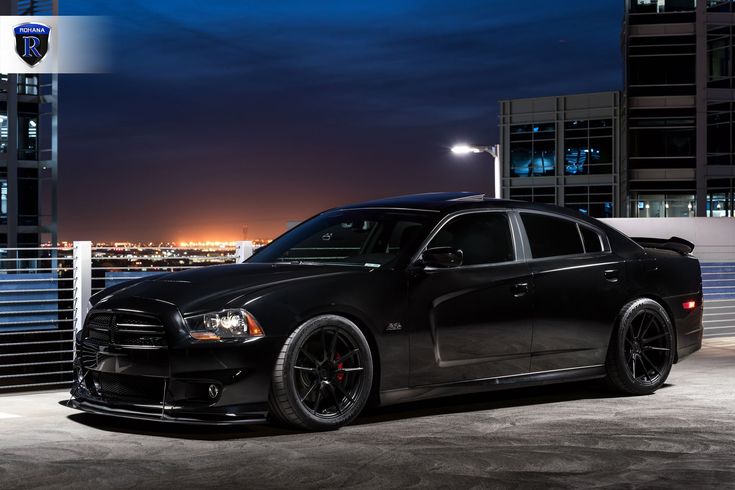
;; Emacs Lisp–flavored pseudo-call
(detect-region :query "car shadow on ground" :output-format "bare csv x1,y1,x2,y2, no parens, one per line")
61,380,673,441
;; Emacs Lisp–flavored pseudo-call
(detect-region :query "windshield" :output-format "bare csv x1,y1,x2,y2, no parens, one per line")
248,209,434,268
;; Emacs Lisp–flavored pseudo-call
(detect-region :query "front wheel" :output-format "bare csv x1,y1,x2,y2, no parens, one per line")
268,315,374,431
605,298,675,395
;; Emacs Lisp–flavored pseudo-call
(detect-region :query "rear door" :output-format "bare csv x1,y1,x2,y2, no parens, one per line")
408,210,533,386
518,211,626,372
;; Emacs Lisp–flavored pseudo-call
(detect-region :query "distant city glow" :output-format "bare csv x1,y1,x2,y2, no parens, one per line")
54,239,272,249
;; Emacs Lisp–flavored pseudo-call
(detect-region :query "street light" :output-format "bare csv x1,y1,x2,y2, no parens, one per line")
450,144,502,199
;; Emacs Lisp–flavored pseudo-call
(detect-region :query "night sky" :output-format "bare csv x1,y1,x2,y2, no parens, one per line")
58,0,623,242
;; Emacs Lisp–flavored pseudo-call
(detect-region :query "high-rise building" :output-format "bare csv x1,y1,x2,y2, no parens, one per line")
0,0,58,248
500,0,735,218
624,0,700,218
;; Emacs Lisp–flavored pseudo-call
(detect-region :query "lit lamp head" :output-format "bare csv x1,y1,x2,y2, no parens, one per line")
451,144,483,155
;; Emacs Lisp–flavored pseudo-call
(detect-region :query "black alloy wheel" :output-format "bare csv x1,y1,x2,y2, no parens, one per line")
606,298,675,395
269,315,373,430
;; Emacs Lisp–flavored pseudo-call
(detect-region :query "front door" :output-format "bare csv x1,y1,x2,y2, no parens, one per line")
408,210,533,386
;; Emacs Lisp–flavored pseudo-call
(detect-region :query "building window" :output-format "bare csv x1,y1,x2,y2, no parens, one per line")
564,119,614,175
18,167,38,226
510,123,556,177
628,107,697,169
630,0,697,13
0,113,7,154
509,187,556,205
707,25,735,89
707,178,735,217
18,116,38,160
627,33,696,96
0,169,6,225
631,194,695,217
18,75,39,95
708,0,734,12
707,102,735,165
564,185,614,218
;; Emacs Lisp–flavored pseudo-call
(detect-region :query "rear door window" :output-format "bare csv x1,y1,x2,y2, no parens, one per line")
520,213,584,259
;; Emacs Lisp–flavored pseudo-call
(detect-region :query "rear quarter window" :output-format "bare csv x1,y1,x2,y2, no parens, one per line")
580,226,604,253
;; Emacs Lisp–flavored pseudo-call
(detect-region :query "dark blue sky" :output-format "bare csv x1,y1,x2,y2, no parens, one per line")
59,0,623,241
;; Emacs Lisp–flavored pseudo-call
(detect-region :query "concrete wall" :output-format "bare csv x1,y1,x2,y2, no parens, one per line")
600,218,735,262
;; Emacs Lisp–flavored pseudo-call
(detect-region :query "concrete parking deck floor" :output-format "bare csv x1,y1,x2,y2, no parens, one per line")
1,339,734,490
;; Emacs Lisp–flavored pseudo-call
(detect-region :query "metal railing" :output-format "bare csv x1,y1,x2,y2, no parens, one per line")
0,246,75,391
0,242,731,393
0,242,251,393
702,262,735,339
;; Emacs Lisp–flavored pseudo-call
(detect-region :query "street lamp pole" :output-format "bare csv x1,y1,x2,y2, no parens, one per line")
450,144,502,199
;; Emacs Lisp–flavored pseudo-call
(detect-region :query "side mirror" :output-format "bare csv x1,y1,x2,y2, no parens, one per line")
420,247,463,269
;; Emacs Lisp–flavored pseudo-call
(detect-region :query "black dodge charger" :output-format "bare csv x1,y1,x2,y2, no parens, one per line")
69,193,703,430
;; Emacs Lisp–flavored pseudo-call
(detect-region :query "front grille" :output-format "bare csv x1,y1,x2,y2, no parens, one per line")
83,312,167,348
114,313,167,347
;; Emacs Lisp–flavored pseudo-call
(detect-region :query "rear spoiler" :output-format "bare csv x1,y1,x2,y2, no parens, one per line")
630,236,695,255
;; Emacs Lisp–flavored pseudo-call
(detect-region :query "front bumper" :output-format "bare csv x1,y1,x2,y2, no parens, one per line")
69,301,285,425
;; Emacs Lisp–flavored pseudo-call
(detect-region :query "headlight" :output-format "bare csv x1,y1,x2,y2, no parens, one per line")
185,308,265,341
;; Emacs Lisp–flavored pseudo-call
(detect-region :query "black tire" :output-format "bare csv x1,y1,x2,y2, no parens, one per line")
268,315,374,431
605,298,675,395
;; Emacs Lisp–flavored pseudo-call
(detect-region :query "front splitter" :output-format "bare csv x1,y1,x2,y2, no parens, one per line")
66,398,269,426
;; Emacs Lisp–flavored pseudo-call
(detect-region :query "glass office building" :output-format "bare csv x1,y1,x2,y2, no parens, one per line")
501,1,735,218
0,0,58,247
499,92,622,218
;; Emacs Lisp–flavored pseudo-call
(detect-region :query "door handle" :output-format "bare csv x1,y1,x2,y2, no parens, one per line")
512,282,529,298
604,269,620,282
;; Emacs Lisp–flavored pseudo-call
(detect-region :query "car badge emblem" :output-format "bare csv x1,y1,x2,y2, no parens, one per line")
386,322,403,332
14,22,51,67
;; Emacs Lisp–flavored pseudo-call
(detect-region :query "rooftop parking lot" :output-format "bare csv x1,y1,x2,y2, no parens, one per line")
1,338,733,489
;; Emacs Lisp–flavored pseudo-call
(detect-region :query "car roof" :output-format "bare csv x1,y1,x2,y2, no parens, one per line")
334,192,617,229
336,192,520,212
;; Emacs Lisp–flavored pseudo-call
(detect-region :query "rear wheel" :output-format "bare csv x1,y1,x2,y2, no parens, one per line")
606,298,675,395
268,315,373,431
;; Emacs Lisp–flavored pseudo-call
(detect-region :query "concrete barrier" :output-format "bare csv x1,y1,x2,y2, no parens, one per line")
600,218,735,262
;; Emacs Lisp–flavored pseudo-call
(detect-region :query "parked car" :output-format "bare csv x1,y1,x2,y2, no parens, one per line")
69,192,703,431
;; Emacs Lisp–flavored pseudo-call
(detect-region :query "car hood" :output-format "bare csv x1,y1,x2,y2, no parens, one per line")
93,262,370,315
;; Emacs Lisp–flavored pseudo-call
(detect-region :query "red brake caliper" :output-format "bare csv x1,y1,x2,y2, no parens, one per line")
335,352,345,383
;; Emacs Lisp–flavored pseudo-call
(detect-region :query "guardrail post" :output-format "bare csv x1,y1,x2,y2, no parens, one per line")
235,241,254,263
73,242,92,344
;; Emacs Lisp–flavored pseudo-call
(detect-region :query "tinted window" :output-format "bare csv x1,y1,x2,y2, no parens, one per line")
580,226,603,253
249,210,431,268
428,213,514,266
521,213,584,258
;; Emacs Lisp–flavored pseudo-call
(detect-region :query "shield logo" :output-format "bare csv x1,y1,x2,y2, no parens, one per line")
14,23,51,67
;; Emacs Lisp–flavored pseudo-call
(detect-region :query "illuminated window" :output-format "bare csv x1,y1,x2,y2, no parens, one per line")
632,194,695,217
18,116,38,160
564,119,613,176
18,75,39,95
0,114,7,153
707,178,735,217
0,169,6,225
510,122,556,177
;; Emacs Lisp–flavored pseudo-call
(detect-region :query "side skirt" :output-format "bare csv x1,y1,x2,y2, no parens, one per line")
379,364,607,407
